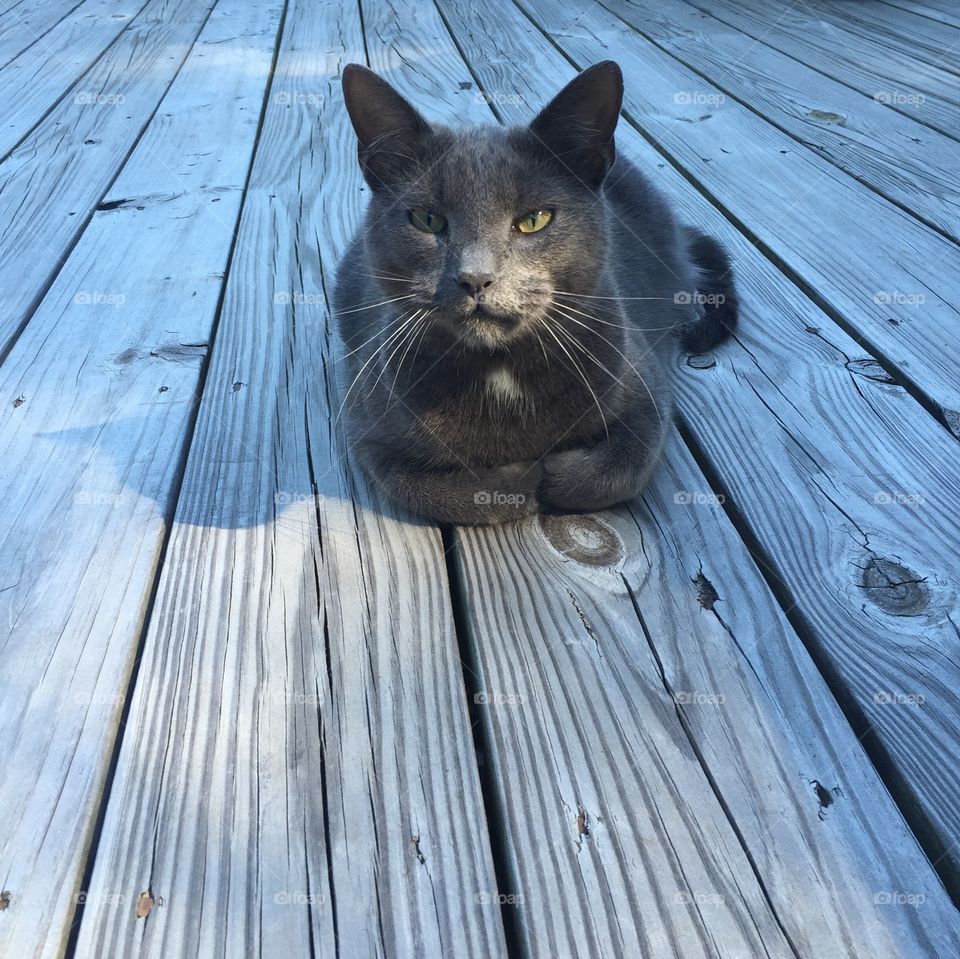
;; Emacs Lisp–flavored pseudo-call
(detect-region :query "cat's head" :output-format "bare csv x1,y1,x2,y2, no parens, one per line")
341,62,624,351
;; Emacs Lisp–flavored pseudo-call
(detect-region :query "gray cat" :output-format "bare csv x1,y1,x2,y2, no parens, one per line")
333,61,737,524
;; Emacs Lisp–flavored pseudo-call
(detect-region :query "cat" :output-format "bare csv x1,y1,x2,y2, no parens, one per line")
333,61,737,525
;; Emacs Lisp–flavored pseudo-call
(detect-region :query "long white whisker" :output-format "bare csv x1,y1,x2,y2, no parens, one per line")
339,307,419,361
552,306,663,431
336,312,420,422
552,298,679,332
551,290,676,301
548,313,627,388
539,316,609,439
365,310,427,398
387,311,432,406
334,293,416,315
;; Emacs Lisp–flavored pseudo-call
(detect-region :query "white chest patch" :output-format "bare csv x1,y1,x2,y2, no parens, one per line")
485,367,525,405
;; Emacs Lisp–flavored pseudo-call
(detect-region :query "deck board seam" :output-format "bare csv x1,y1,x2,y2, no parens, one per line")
60,0,293,953
595,0,960,247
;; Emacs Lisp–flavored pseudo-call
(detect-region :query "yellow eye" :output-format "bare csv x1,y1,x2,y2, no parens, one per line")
409,209,446,233
513,209,553,234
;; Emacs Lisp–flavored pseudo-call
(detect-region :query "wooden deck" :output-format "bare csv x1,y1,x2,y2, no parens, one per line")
1,0,959,955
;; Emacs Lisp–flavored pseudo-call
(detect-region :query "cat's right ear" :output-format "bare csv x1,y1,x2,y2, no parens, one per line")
341,64,431,191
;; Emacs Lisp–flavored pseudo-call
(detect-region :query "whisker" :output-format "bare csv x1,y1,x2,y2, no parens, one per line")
365,310,427,399
548,313,628,389
334,293,416,315
362,271,413,283
406,311,434,382
387,310,433,406
539,315,609,439
551,299,680,332
336,312,421,422
552,290,677,302
552,306,663,431
338,307,420,361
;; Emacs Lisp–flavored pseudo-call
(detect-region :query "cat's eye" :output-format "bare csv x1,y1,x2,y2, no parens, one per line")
409,209,446,234
513,209,553,234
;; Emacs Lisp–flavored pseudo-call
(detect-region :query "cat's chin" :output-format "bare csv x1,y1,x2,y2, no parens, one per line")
457,307,524,351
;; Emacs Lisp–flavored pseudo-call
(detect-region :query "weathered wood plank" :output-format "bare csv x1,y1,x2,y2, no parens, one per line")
515,0,960,437
604,0,960,241
694,0,960,138
880,0,960,29
0,2,284,955
0,0,217,361
73,0,505,956
0,0,81,67
817,0,960,72
443,0,960,895
436,0,960,953
0,0,143,160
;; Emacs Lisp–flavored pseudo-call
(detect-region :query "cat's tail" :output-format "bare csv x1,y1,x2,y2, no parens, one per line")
679,228,738,353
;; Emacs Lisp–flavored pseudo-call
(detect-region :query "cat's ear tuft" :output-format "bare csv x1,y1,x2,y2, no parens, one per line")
529,60,623,186
341,64,431,190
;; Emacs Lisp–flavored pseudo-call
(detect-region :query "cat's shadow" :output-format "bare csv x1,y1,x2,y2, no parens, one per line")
34,413,437,533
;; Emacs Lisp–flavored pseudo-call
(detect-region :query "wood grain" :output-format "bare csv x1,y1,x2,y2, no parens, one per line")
0,0,217,359
880,0,960,30
815,0,960,75
434,0,960,953
444,0,960,897
0,2,283,955
0,0,144,159
0,0,82,67
515,0,960,442
694,0,960,138
73,0,505,956
603,0,960,242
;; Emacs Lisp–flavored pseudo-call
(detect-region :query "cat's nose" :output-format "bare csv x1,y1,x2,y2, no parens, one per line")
457,272,496,297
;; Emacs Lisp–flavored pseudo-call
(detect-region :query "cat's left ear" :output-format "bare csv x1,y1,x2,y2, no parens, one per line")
342,64,432,191
530,61,623,186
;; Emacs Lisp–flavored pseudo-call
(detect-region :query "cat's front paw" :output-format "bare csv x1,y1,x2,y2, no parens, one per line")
538,447,636,512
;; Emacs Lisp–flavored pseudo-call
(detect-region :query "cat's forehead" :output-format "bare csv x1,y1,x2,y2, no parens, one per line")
423,127,545,207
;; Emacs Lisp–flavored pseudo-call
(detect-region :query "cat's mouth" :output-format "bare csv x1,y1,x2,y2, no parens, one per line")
460,303,522,349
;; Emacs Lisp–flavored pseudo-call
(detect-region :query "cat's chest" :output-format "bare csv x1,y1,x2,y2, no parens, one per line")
413,364,597,465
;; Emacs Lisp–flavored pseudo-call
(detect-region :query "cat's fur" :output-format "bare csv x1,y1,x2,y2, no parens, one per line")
333,61,737,524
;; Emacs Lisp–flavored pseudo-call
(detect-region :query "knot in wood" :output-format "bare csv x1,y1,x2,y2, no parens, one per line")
686,353,716,370
539,514,623,567
860,556,929,616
